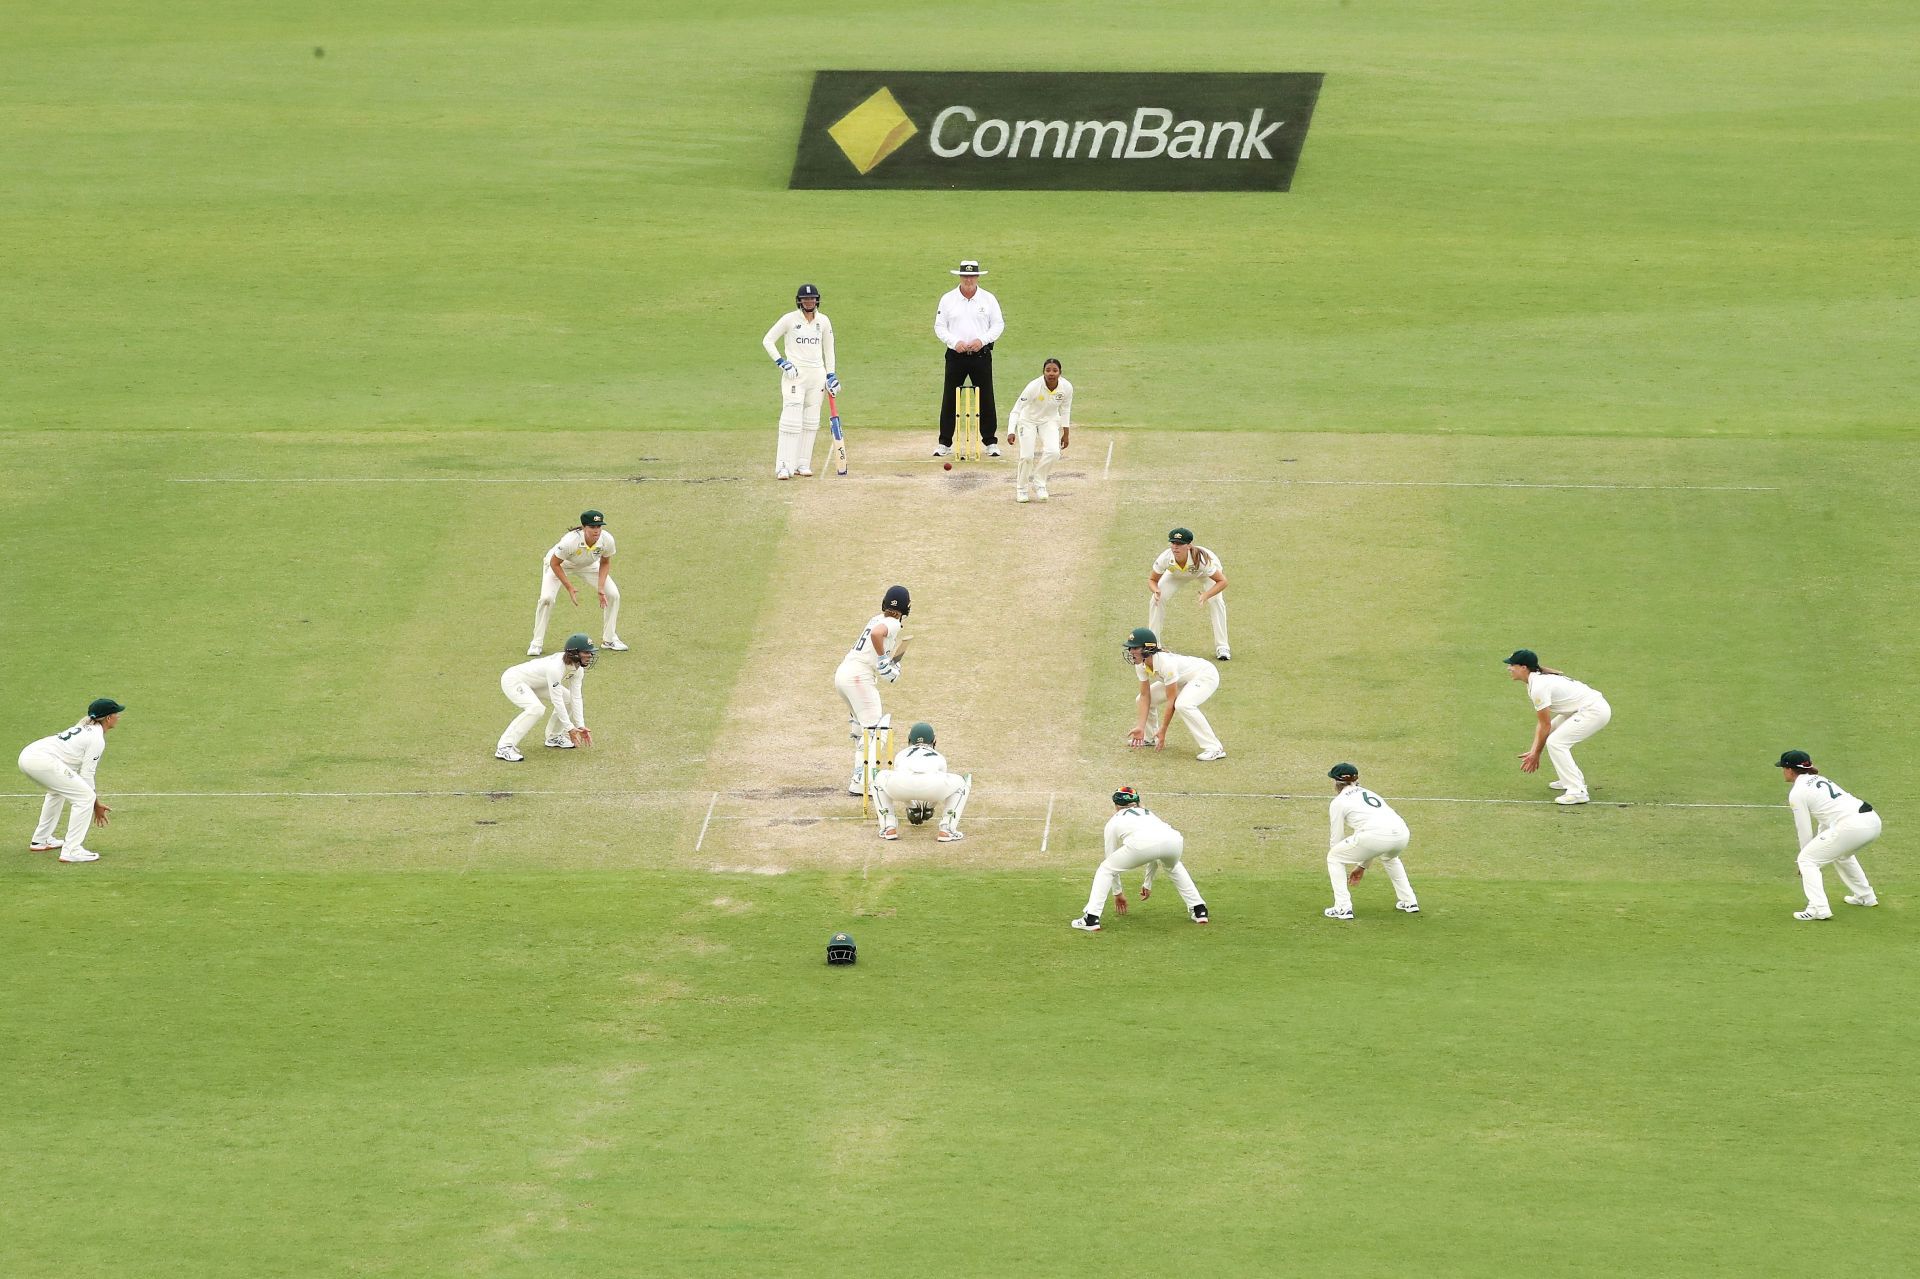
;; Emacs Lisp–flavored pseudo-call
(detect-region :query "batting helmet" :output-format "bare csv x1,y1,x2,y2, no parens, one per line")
826,931,857,965
796,283,821,303
1113,786,1141,807
883,585,911,616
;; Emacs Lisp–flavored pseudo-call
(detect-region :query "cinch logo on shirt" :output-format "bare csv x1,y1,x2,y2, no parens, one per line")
794,71,1323,193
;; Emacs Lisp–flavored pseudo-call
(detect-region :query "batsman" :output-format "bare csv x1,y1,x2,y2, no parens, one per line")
871,722,971,843
760,282,838,479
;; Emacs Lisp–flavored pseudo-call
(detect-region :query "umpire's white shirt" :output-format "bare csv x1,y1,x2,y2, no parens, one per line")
934,287,1004,350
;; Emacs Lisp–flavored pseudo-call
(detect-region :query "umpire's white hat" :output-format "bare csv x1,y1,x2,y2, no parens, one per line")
949,259,988,276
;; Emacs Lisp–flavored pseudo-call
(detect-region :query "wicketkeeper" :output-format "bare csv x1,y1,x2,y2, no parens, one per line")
872,722,971,843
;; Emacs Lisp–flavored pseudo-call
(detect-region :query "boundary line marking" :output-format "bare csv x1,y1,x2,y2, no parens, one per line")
1168,479,1776,493
167,477,692,485
693,791,719,852
0,788,1784,811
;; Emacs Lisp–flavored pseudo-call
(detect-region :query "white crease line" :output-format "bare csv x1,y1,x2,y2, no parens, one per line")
1167,479,1777,492
1103,440,1114,480
1040,793,1055,852
693,791,719,852
169,477,668,485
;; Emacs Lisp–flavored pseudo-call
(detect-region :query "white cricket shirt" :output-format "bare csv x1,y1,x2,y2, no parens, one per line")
1788,773,1872,847
1104,806,1180,856
1329,786,1410,844
501,654,586,732
934,286,1004,350
896,744,948,776
26,720,107,782
1010,376,1073,432
844,613,895,672
1151,546,1225,580
548,528,616,574
1137,650,1216,688
1526,671,1604,715
761,309,836,370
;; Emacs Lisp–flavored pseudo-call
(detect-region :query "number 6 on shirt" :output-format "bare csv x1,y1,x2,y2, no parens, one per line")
827,391,849,476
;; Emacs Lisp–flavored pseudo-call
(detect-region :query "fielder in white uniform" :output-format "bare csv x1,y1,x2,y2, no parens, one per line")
1506,649,1611,804
1322,763,1420,919
1008,358,1071,503
496,634,595,761
834,585,910,794
1072,787,1209,931
17,697,124,863
1148,527,1230,660
1124,627,1226,761
871,721,971,843
1776,750,1881,921
530,510,625,655
761,282,838,479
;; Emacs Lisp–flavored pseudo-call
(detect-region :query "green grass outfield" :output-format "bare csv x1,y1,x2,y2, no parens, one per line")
3,2,1918,1276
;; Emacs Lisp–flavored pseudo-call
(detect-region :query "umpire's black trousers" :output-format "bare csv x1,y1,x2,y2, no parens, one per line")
938,345,997,447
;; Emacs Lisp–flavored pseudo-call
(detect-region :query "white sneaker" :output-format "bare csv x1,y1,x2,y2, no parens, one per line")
29,839,63,852
1844,895,1879,907
1554,792,1590,805
1034,486,1049,501
601,637,629,651
932,445,953,457
1070,915,1102,932
937,829,965,843
880,827,899,841
544,736,576,749
1793,908,1833,921
1324,905,1354,920
1196,747,1227,762
1216,650,1230,661
1548,780,1569,791
527,644,542,657
1395,902,1421,914
58,846,99,863
848,779,866,796
797,465,814,477
1015,489,1030,503
495,747,525,762
986,444,1002,458
775,465,791,480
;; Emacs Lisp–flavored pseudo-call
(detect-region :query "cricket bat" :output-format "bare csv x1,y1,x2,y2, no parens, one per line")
890,634,912,664
827,391,849,475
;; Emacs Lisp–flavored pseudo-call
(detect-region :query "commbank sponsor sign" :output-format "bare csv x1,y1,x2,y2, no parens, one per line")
790,71,1323,192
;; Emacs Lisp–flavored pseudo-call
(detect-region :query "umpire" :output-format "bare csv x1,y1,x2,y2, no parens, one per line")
933,258,1005,457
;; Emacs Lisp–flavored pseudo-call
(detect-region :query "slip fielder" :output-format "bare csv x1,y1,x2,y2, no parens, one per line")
1147,528,1230,661
871,722,971,843
1071,787,1209,932
1009,358,1071,503
1505,649,1612,804
16,697,125,864
761,283,838,479
1123,627,1226,761
530,510,625,655
1323,763,1420,920
1776,750,1881,921
835,586,910,795
496,634,595,762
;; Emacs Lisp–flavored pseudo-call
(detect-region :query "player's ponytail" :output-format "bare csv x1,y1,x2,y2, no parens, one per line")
1791,762,1821,775
1539,664,1566,676
1192,546,1213,572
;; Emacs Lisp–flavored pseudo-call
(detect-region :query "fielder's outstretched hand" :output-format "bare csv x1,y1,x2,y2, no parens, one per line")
1126,728,1146,748
93,801,112,826
1112,890,1129,915
1348,866,1365,886
569,728,593,748
1517,750,1540,773
1138,884,1151,901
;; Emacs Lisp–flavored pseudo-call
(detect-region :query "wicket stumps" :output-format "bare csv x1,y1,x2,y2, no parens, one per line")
860,716,894,816
954,385,980,461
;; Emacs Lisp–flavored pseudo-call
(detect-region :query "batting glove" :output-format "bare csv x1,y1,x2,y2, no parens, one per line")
775,357,794,373
877,660,899,683
826,372,840,393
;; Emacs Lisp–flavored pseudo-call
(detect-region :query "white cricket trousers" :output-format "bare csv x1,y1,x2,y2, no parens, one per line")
835,659,885,786
18,746,94,850
1798,810,1880,913
1014,419,1061,493
532,564,621,648
873,769,970,833
1328,829,1417,912
1084,830,1204,920
1546,699,1612,794
1144,667,1223,754
1148,580,1230,657
498,674,569,752
776,366,827,474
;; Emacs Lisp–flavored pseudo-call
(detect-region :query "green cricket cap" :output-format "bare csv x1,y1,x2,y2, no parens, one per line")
1328,762,1359,781
564,633,596,652
1168,527,1193,544
908,722,935,745
88,698,126,719
1113,786,1141,806
1776,749,1812,768
1126,626,1158,649
1504,649,1539,668
581,510,606,527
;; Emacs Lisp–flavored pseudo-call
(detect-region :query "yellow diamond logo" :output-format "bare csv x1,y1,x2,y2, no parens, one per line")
827,87,919,175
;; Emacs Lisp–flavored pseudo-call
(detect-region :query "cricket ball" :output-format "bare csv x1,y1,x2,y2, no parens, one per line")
943,462,953,471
